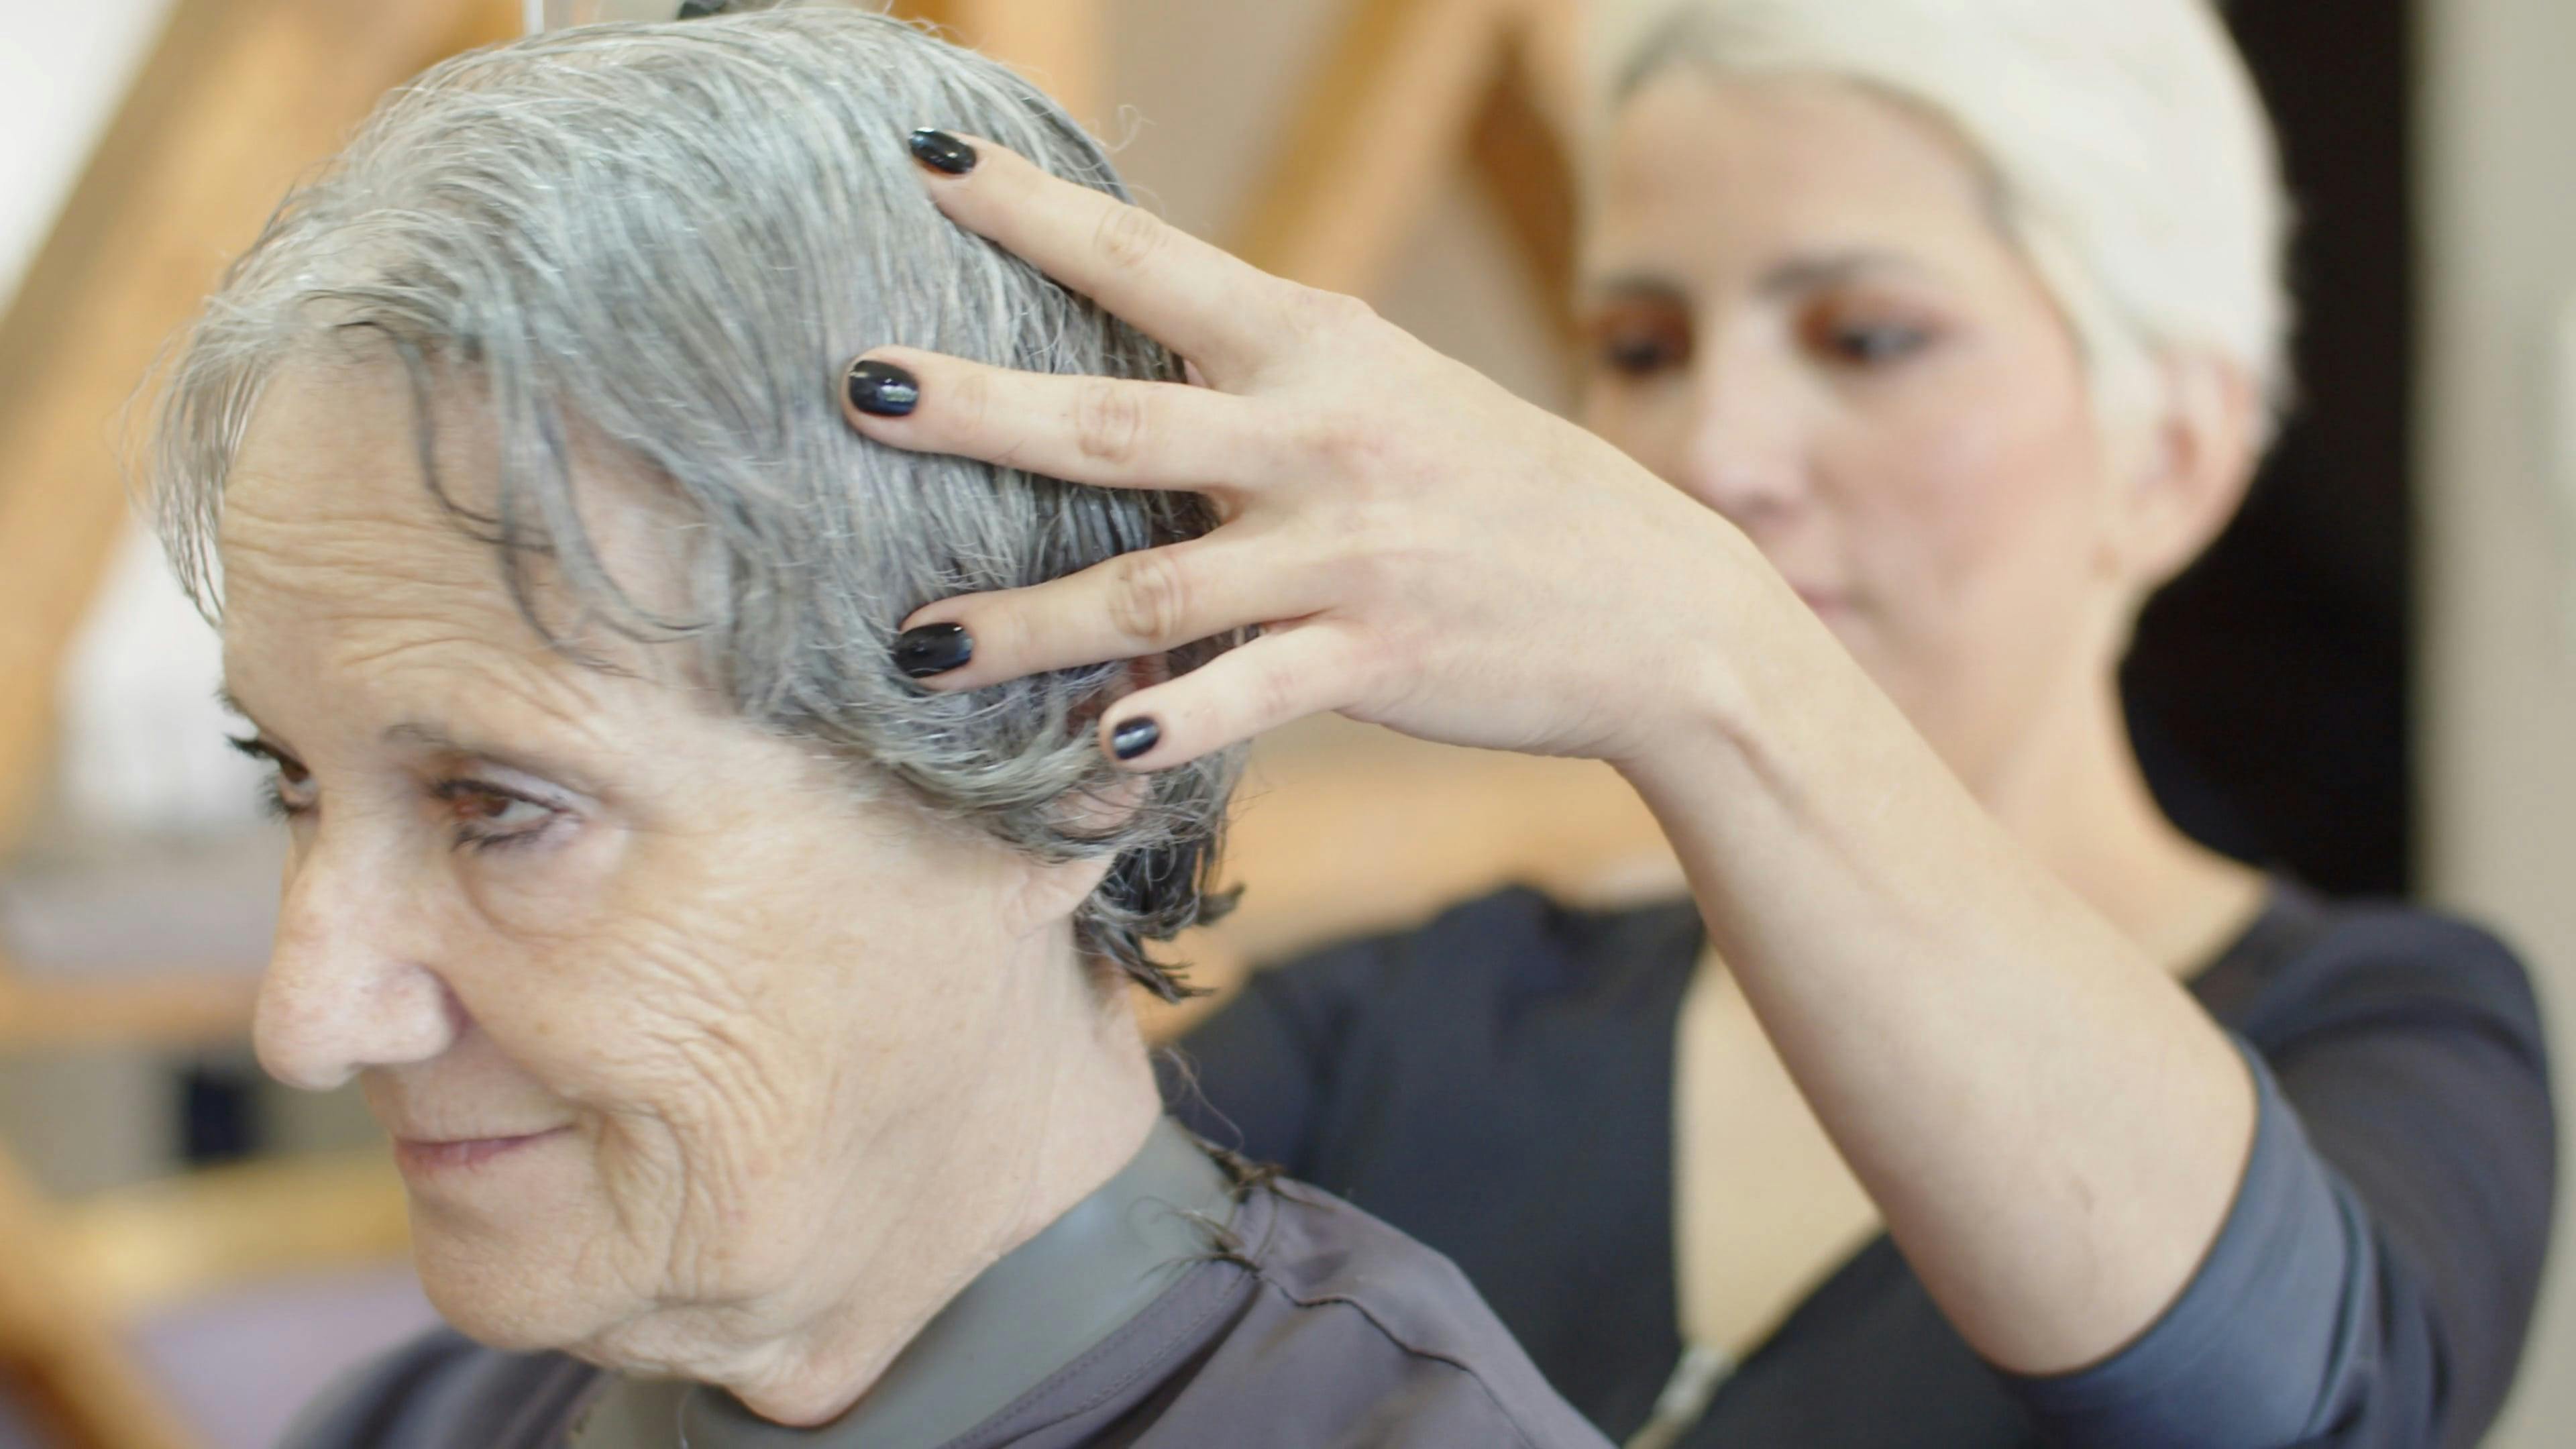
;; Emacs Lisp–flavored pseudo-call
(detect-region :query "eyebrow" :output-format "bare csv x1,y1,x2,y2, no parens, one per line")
215,688,602,794
382,722,603,795
1585,249,1934,307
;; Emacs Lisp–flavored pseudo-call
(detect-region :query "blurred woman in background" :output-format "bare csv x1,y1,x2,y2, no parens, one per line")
844,0,2557,1444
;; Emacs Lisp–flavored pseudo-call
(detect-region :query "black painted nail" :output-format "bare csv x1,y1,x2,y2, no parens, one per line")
1110,717,1161,762
908,128,978,176
847,360,920,417
893,623,973,678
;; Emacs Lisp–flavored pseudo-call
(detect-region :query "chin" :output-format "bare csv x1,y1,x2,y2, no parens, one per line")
408,1212,620,1353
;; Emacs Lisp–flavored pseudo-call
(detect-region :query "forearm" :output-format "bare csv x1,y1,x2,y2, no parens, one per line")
1617,588,2256,1375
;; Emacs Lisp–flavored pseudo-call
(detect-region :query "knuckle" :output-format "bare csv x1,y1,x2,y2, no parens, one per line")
1300,407,1394,473
1105,549,1194,647
1093,201,1170,276
1246,658,1301,731
1071,380,1148,467
945,366,996,436
1281,284,1377,342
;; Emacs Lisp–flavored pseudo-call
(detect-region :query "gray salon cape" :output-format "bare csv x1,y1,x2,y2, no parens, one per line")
281,1118,1611,1448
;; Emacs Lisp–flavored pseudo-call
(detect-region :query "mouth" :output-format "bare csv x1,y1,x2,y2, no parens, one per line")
392,1126,572,1176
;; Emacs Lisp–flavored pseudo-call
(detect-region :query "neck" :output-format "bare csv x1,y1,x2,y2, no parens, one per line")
712,940,1162,1427
1975,665,2267,977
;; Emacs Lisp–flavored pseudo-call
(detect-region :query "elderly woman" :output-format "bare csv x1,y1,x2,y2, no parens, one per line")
843,0,2557,1446
146,11,1613,1448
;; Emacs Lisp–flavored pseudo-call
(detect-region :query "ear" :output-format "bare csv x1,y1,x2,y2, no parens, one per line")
2110,352,2264,593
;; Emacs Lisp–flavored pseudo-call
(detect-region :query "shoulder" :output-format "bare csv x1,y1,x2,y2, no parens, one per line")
280,1327,596,1449
2210,885,2546,1066
1178,1180,1610,1448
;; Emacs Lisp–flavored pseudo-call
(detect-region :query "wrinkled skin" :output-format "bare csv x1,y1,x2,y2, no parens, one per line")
217,354,1147,1424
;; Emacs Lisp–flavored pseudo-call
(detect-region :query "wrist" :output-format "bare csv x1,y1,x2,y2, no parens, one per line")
1604,555,1802,795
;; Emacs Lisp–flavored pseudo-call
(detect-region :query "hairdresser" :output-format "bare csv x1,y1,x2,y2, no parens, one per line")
839,1,2556,1444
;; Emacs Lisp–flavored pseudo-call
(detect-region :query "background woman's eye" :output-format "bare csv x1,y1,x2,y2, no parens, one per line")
1586,303,1693,379
1802,303,1941,370
1829,323,1932,364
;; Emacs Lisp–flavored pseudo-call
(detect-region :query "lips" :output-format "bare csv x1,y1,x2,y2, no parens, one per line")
392,1126,570,1175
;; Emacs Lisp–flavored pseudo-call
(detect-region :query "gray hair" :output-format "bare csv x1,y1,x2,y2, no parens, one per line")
148,3,1240,999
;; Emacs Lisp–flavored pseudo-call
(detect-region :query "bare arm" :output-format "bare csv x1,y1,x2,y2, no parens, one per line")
841,132,2253,1374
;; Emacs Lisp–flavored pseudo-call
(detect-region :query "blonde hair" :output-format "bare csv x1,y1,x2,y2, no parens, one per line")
1594,0,2295,437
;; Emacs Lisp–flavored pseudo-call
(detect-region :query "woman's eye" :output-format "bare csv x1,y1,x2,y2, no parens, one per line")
262,770,319,818
229,735,316,818
1586,305,1693,379
1804,307,1939,369
435,782,559,852
1831,325,1931,364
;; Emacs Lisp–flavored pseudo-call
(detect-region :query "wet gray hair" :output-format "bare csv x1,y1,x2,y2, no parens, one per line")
148,3,1240,999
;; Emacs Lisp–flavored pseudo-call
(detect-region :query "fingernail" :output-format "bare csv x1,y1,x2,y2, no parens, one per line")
1110,717,1161,762
893,623,973,678
908,128,977,176
847,359,920,417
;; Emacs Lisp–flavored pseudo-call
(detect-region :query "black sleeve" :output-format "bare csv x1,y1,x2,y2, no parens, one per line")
2004,913,2555,1449
1157,933,1399,1179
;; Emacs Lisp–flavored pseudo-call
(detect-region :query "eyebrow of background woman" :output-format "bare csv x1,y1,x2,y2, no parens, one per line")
1584,249,1941,305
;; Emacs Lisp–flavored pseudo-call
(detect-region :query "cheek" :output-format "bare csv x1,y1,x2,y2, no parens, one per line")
1582,378,1693,482
449,813,985,1134
1835,360,2106,633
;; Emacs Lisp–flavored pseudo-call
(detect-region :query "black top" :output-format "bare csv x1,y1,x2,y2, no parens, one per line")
1161,883,2556,1448
281,1130,1613,1449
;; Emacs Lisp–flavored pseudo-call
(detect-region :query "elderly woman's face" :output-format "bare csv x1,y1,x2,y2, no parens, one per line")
1582,72,2134,795
217,358,1102,1370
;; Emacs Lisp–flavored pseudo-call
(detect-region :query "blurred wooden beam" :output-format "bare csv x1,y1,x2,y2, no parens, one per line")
0,1150,199,1449
894,0,1107,127
0,0,521,859
56,1148,410,1322
1468,30,1582,346
0,959,256,1053
1230,0,1519,297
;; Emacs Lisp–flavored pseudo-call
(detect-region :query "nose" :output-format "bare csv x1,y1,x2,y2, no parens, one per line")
257,830,462,1091
1669,343,1810,529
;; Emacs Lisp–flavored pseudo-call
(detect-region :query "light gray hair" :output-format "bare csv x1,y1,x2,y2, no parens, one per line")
1593,0,2296,441
148,3,1240,998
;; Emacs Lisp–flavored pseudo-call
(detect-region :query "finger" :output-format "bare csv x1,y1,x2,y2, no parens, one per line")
1097,624,1362,771
903,130,1302,383
840,347,1276,492
894,535,1332,692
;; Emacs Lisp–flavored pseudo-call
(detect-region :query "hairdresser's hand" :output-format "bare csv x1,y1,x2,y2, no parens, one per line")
840,131,1784,772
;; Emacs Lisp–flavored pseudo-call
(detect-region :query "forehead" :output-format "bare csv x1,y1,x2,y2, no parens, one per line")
216,353,676,720
221,353,529,645
1591,70,1999,268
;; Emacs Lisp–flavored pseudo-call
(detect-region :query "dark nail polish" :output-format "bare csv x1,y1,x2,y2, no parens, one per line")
1110,717,1161,761
908,128,978,176
893,623,973,678
847,360,920,417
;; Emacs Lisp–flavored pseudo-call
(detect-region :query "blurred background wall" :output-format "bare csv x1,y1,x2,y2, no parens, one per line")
0,0,2571,1444
2419,0,2576,1438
